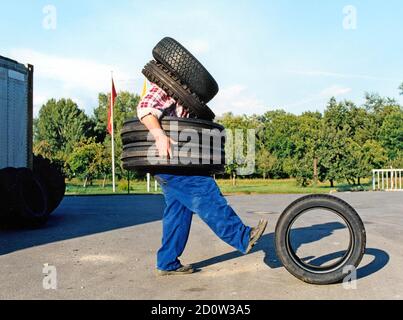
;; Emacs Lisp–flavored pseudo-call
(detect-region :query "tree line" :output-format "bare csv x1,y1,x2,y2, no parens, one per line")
33,85,403,187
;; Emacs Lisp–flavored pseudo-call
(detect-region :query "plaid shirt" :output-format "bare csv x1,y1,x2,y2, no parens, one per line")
137,83,189,121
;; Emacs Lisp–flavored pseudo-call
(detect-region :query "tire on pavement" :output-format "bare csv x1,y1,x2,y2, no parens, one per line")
275,194,367,285
16,168,50,226
33,155,66,214
143,60,215,121
0,167,19,221
0,168,49,227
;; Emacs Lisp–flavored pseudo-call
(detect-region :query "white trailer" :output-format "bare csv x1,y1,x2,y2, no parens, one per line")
0,55,34,170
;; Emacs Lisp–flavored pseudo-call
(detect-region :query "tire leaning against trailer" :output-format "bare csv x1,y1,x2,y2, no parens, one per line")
0,168,19,221
143,60,216,121
152,37,219,104
275,194,366,285
0,168,49,227
33,155,66,214
16,168,50,226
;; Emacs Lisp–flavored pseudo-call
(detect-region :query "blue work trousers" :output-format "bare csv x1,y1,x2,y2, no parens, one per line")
155,174,251,271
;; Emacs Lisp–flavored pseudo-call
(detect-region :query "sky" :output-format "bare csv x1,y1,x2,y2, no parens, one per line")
1,0,402,117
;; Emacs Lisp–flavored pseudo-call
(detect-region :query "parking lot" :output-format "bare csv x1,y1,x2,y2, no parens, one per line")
0,192,402,300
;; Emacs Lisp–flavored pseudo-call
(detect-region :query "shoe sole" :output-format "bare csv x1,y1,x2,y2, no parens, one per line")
246,220,268,254
156,269,195,277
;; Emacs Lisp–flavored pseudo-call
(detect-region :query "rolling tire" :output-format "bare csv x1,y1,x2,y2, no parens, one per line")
275,195,366,285
33,155,66,214
143,60,215,121
121,118,226,175
152,37,219,103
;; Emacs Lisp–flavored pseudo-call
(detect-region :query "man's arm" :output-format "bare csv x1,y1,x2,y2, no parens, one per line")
142,114,175,159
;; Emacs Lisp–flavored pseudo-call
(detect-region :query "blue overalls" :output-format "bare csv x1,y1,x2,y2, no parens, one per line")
155,174,252,271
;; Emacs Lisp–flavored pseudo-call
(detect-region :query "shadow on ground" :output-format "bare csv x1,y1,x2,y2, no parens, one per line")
1,196,389,282
0,195,166,256
194,222,389,281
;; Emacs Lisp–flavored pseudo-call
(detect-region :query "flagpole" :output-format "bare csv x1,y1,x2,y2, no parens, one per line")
111,71,116,193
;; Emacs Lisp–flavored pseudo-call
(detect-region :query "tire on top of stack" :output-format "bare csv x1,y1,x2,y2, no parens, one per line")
152,37,219,104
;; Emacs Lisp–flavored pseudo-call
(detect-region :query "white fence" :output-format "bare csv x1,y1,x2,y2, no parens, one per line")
373,169,403,191
146,173,159,193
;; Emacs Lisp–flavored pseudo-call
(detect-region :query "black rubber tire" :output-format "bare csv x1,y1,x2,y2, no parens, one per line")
122,152,225,165
121,117,225,145
123,142,225,159
122,159,225,176
121,118,226,175
275,195,366,285
122,131,224,144
33,155,66,214
123,117,224,132
143,60,215,121
16,168,50,226
0,168,49,227
0,168,19,220
152,37,219,103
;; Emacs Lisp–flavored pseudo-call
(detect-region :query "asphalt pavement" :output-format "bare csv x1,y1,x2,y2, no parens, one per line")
0,192,401,300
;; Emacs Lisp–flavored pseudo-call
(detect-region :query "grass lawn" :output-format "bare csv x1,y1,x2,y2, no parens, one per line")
65,178,372,196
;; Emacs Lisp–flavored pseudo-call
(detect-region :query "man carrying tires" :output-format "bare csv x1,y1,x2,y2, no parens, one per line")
138,84,268,276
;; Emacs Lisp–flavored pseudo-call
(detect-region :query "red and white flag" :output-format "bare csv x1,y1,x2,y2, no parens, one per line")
107,79,117,135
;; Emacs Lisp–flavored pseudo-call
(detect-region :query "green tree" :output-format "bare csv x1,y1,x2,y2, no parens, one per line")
399,83,403,95
342,139,387,185
256,110,299,178
389,151,403,168
379,111,403,160
66,138,111,186
364,93,401,136
347,104,376,144
219,113,260,182
318,98,351,187
33,140,53,160
256,148,277,179
283,156,314,187
34,99,93,165
291,112,322,185
92,91,140,179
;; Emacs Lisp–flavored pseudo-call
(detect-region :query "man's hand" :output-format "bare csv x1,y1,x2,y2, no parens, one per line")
153,129,177,159
141,115,176,159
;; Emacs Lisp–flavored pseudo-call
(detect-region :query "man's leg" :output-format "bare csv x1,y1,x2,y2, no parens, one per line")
157,193,194,272
157,175,252,254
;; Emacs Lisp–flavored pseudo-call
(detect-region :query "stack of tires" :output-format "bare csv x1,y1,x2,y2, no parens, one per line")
0,155,65,228
122,117,226,175
122,37,226,175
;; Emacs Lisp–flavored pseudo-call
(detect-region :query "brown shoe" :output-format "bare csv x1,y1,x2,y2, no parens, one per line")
156,265,195,277
246,219,268,254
